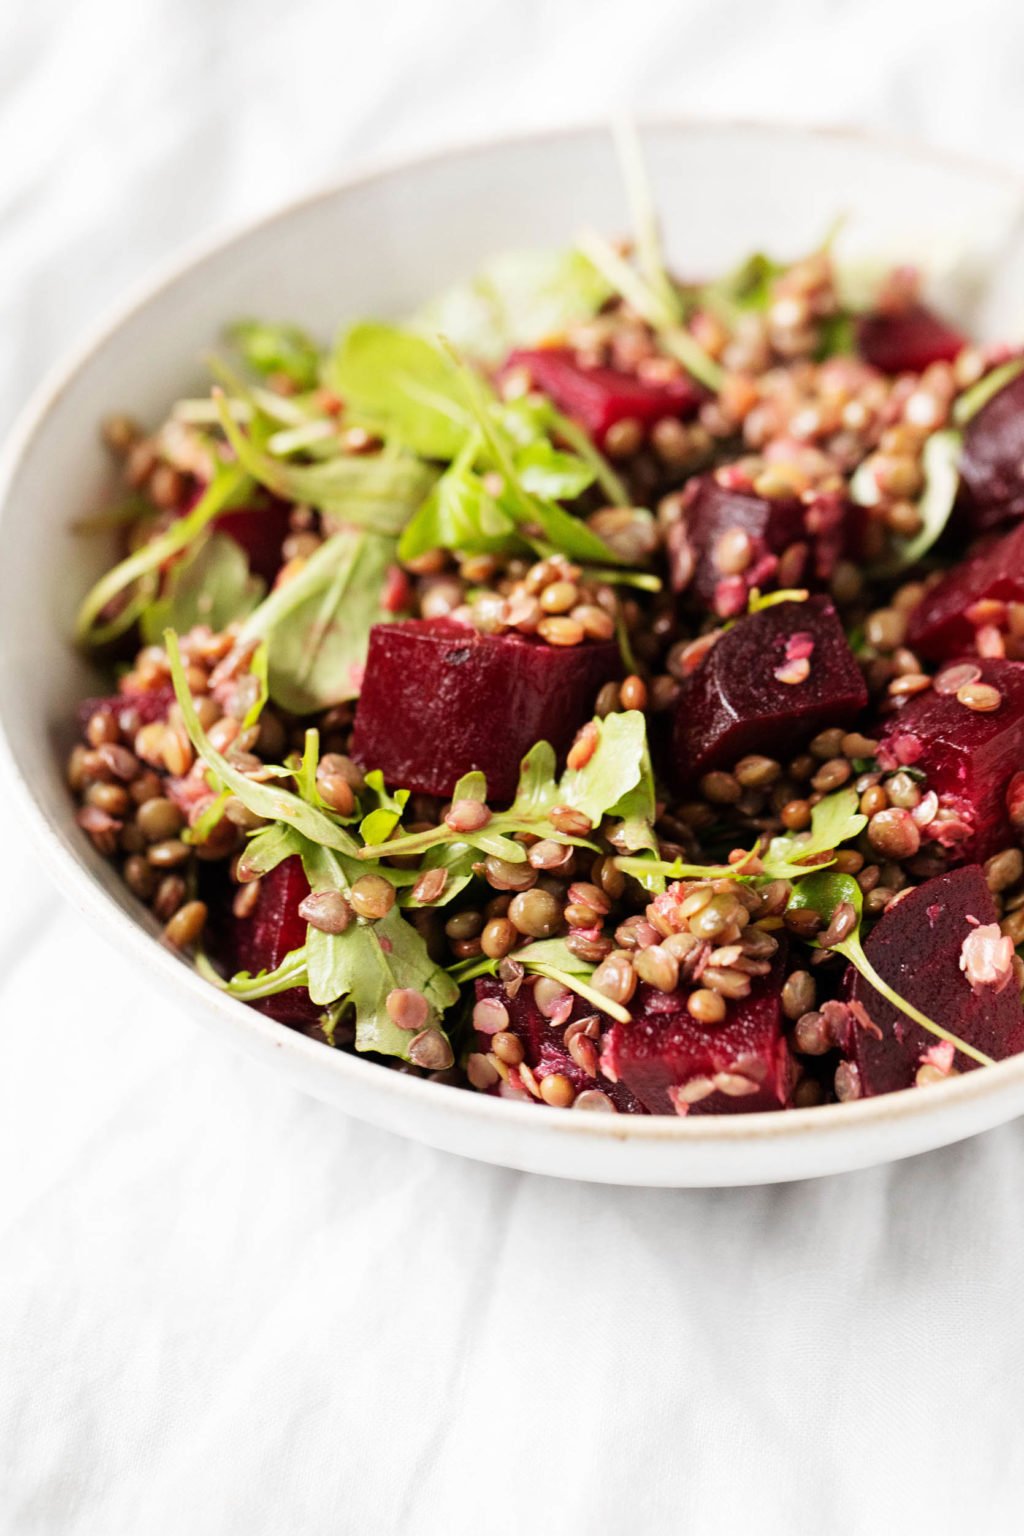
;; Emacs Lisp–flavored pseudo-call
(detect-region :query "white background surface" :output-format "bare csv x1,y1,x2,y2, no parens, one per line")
3,1,1024,1531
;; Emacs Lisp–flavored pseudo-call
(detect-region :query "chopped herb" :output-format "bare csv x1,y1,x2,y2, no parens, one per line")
228,319,321,391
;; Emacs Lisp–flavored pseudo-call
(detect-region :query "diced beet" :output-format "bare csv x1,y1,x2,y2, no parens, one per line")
666,475,850,615
214,501,294,585
877,658,1024,861
176,481,293,584
222,856,321,1027
856,303,965,375
841,866,1024,1096
602,956,791,1115
505,347,702,445
351,618,621,802
959,368,1024,532
905,522,1024,660
473,977,644,1113
671,597,868,785
77,684,176,734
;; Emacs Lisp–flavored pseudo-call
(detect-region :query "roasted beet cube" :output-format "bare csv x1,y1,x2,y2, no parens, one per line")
666,475,848,616
220,856,321,1028
351,618,620,801
473,977,644,1113
602,958,791,1115
841,865,1024,1096
905,522,1024,660
960,367,1024,532
176,482,293,585
877,658,1024,861
214,501,294,584
856,303,965,375
505,347,701,445
671,597,868,785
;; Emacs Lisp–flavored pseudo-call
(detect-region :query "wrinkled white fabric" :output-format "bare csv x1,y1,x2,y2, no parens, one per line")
3,2,1024,1531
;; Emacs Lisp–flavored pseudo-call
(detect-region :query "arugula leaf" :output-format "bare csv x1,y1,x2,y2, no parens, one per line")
196,944,311,1001
297,839,458,1052
559,710,652,827
855,428,962,579
238,822,306,880
228,320,321,390
575,227,724,392
449,934,631,1024
413,247,612,363
515,438,596,500
215,393,436,533
763,788,867,878
358,770,411,848
953,357,1024,425
166,630,361,855
237,529,399,713
139,531,264,645
698,251,787,323
329,322,470,459
398,840,479,909
786,872,994,1067
344,903,460,1056
75,461,252,647
359,712,654,867
397,453,520,562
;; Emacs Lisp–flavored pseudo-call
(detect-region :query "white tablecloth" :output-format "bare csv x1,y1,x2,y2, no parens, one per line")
4,2,1024,1530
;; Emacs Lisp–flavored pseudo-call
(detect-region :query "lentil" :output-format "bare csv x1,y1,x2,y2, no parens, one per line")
164,900,207,950
350,875,396,920
299,890,353,934
408,1029,454,1071
508,889,563,938
687,988,727,1025
491,1030,524,1065
957,682,1002,712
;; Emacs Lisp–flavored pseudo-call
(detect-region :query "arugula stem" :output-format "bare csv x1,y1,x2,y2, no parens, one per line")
75,464,251,646
548,409,630,505
196,946,310,999
575,229,724,392
529,963,631,1025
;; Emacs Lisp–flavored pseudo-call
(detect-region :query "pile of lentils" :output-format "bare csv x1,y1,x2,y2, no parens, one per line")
66,249,1024,1109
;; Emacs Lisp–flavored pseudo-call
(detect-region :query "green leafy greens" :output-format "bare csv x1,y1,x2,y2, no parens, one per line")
237,529,400,713
358,709,656,869
164,631,458,1062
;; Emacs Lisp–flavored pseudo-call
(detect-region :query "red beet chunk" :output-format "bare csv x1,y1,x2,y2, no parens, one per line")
960,368,1024,532
77,684,175,733
223,856,321,1027
856,303,965,375
474,977,644,1113
671,597,868,785
351,618,621,801
906,522,1024,660
842,866,1024,1096
667,475,851,616
602,958,791,1115
877,658,1024,861
176,481,292,584
214,501,293,584
506,347,702,445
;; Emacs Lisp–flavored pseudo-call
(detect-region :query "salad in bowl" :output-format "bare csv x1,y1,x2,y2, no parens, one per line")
65,141,1024,1120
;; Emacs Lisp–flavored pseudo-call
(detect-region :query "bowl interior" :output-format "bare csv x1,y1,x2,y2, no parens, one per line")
5,121,1024,1185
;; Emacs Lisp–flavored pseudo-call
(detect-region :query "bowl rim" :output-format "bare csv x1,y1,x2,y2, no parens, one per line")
3,113,1024,1152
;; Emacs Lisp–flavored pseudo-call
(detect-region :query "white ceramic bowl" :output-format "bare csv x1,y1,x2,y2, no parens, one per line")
5,120,1024,1186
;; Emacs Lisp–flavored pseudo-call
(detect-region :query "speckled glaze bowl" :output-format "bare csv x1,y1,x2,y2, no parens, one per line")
5,121,1024,1185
